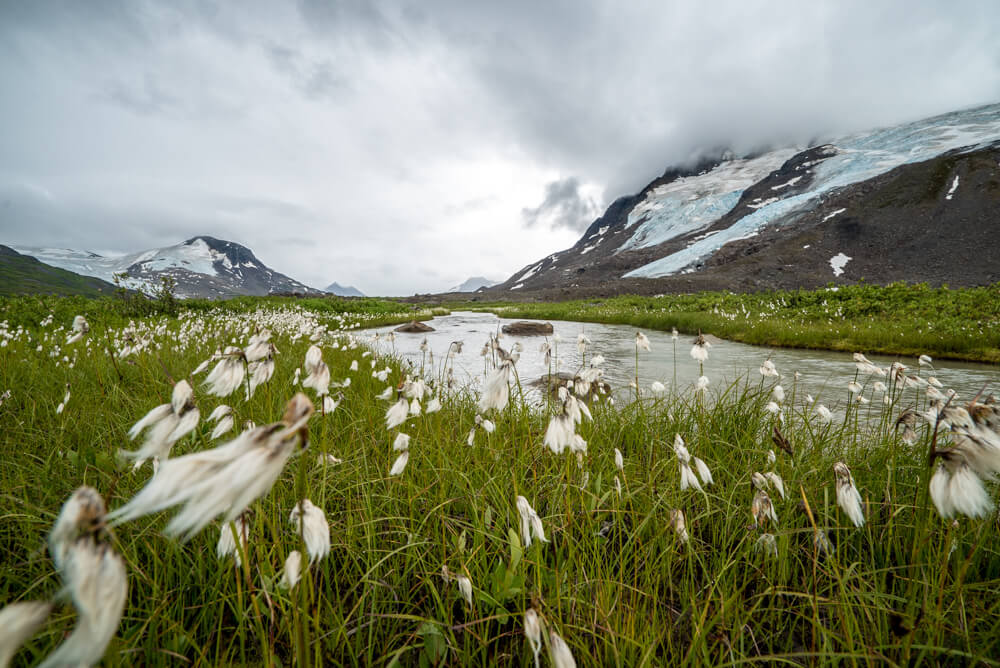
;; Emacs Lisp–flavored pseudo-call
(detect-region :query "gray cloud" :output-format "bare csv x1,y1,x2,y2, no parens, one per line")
1,1,999,295
521,178,600,232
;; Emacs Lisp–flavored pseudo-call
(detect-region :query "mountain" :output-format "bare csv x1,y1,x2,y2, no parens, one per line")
13,236,323,299
0,245,119,297
449,276,500,293
493,103,1000,297
325,282,365,297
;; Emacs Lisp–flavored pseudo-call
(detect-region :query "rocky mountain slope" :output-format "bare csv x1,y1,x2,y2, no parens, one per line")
0,245,119,297
491,103,1000,298
14,236,322,299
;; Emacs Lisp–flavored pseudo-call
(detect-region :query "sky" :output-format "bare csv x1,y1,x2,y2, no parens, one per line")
1,1,998,296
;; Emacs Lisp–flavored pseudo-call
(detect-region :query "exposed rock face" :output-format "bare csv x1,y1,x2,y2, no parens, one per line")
501,321,554,335
484,103,1000,299
394,320,435,333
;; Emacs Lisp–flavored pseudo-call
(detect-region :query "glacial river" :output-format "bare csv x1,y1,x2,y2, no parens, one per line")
361,311,1000,408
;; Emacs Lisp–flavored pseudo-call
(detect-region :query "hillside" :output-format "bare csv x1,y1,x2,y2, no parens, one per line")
0,245,119,297
489,103,1000,298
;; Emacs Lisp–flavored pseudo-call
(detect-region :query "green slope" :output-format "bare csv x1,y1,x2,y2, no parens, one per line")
0,245,118,297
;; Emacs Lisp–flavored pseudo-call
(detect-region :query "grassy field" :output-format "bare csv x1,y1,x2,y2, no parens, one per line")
453,282,1000,363
1,295,999,666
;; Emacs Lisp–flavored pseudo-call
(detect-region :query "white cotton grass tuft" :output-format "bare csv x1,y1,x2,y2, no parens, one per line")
479,359,514,413
385,397,409,429
0,601,53,668
635,331,650,351
690,333,711,362
289,499,331,563
549,630,577,668
203,347,247,397
49,486,107,573
651,381,666,393
693,457,714,486
40,486,127,668
393,432,411,451
764,471,785,499
815,404,833,424
669,508,689,544
65,315,89,345
614,448,624,473
772,385,785,403
759,359,779,378
209,405,234,440
389,450,409,476
516,496,548,548
280,550,302,589
755,533,778,558
524,609,544,668
695,376,710,393
426,395,442,413
833,461,865,527
751,489,778,527
38,539,128,668
108,394,314,541
123,379,200,470
301,344,331,397
216,514,250,568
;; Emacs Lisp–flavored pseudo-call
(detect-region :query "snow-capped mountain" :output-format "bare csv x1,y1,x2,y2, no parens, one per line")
449,276,500,293
14,236,322,299
496,103,1000,295
325,282,365,297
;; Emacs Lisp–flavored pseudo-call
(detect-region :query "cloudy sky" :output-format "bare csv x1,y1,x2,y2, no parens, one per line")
1,1,998,295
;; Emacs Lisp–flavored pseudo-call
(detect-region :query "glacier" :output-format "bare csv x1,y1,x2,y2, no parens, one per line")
624,103,1000,279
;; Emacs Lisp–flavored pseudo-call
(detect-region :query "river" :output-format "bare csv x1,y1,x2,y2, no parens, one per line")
360,311,1000,408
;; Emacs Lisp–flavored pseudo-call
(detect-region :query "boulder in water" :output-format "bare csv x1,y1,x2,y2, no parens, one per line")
394,320,435,333
501,321,554,335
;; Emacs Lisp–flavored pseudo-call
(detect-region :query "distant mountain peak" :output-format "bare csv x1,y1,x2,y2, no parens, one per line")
449,276,499,292
13,237,321,299
325,282,365,297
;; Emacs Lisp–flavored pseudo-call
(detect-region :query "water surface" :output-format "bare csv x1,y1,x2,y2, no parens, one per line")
362,312,1000,407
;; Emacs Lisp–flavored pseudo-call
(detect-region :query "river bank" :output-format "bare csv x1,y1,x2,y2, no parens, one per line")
436,283,1000,363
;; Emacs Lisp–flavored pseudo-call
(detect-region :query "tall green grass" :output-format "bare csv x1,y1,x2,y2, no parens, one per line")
1,299,998,666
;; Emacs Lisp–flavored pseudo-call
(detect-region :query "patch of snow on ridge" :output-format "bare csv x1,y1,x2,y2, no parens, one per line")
946,175,959,200
617,149,799,253
822,208,847,222
829,253,851,277
510,283,524,290
771,176,802,190
517,263,543,282
624,103,1000,278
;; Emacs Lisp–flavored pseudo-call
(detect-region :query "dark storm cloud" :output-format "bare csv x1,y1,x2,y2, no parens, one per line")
521,178,600,233
1,1,999,294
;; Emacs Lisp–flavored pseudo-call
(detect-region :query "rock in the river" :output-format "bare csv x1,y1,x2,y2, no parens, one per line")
501,321,554,335
394,320,435,333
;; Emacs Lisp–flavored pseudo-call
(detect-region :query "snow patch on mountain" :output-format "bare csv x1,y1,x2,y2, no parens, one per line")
830,253,851,277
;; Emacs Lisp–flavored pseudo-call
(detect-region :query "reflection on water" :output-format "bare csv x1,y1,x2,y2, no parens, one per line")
360,312,1000,408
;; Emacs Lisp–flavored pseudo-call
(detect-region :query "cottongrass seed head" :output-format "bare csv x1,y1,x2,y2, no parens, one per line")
289,499,331,563
833,461,865,527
